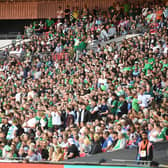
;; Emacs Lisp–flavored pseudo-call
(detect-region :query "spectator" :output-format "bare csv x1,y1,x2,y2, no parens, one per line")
112,133,126,151
90,133,102,154
102,131,113,151
1,117,11,137
137,131,153,162
65,138,79,159
52,146,64,161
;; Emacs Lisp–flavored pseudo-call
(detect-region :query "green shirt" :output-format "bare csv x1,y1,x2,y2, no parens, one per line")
46,19,54,27
35,116,41,121
143,63,153,75
161,127,168,140
157,131,166,141
48,117,53,128
123,67,132,71
124,3,130,13
69,79,73,85
162,64,168,71
111,100,118,114
78,41,86,51
0,149,2,157
144,63,153,71
113,139,125,150
148,58,155,64
86,105,91,111
132,98,139,112
117,101,123,113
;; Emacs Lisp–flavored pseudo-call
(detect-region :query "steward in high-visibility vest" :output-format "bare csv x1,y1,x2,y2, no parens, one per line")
137,131,153,161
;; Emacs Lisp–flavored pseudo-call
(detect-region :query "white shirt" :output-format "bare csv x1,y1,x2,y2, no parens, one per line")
60,141,68,148
27,91,36,100
0,66,5,72
163,46,168,54
75,111,80,124
98,78,107,85
93,106,99,112
34,71,41,79
142,8,148,16
81,109,85,122
27,118,38,128
101,29,108,38
9,48,23,57
149,129,159,142
152,45,160,52
6,125,18,140
51,111,62,125
15,92,21,102
40,118,47,127
138,94,149,108
107,97,113,105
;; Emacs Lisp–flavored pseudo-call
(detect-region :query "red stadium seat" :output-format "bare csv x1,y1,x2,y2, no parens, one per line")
102,149,106,152
166,136,168,140
80,153,86,157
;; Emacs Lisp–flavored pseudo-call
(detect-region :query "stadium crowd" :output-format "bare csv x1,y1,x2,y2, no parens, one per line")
0,0,167,162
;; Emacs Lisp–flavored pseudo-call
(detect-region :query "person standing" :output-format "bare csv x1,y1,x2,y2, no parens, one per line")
117,95,128,119
137,131,153,163
1,117,11,138
6,120,18,140
78,104,90,127
51,106,62,131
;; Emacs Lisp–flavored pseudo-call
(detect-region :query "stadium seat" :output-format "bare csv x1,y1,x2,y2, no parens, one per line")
102,149,106,152
80,153,86,157
166,136,168,140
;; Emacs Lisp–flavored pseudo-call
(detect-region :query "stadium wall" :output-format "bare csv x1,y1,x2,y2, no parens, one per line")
0,19,41,35
0,0,156,20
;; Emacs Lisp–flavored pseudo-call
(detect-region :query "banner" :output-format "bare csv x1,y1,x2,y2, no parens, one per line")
0,163,63,168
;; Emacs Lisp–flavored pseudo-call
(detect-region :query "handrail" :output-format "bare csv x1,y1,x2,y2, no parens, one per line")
0,38,31,51
0,39,22,51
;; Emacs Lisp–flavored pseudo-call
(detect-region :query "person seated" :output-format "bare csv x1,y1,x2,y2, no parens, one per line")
112,133,126,151
52,146,64,161
100,26,109,41
65,138,79,159
107,25,116,39
9,45,23,57
102,131,113,152
89,134,102,154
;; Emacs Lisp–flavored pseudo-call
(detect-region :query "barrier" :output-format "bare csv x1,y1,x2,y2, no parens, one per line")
0,162,152,168
63,141,168,167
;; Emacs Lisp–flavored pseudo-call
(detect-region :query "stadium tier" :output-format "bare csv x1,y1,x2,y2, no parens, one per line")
0,0,167,167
